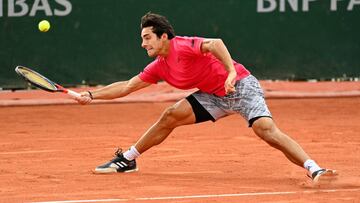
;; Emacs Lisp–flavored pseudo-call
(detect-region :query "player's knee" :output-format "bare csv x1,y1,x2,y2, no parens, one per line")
158,106,180,128
252,119,280,145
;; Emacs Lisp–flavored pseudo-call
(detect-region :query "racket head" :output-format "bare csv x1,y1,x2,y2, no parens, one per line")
15,66,58,92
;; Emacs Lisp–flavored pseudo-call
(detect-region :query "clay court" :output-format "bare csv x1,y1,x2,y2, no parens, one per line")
1,82,360,202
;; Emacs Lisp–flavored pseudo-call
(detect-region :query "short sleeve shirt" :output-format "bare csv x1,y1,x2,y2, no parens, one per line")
139,36,250,96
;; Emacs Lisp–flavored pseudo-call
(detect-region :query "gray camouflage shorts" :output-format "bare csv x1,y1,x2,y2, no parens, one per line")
191,75,272,127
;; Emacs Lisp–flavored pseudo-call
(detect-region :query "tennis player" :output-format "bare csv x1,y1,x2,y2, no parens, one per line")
76,12,336,182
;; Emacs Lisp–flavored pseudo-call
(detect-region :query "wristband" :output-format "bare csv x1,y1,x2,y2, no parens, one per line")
87,91,94,100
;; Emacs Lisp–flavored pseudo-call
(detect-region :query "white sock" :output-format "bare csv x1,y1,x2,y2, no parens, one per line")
304,159,322,174
123,146,140,161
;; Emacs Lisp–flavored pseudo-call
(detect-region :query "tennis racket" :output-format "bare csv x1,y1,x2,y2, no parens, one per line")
15,65,81,98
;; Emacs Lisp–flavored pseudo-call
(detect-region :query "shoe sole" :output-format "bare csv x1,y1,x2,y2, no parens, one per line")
92,167,139,174
313,169,338,183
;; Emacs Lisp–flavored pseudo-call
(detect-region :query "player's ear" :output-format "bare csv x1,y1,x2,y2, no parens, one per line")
161,33,168,40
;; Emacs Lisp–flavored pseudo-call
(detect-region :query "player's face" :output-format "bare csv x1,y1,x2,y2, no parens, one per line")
141,27,167,57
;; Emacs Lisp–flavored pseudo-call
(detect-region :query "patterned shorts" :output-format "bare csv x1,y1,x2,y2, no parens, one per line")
190,75,272,127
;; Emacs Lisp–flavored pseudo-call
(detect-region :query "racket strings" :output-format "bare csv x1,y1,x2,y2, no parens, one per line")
18,68,57,91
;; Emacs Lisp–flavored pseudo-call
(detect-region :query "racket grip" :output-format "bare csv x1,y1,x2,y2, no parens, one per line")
66,89,81,98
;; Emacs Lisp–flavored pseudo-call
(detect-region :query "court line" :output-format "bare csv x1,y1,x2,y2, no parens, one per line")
156,170,224,175
0,150,59,155
30,188,360,203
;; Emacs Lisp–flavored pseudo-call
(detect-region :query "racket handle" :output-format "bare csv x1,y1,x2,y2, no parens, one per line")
66,89,81,98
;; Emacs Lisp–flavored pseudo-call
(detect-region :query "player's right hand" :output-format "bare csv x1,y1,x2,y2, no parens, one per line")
75,91,93,105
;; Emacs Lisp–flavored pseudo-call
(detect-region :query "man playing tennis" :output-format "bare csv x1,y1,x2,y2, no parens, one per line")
76,12,336,182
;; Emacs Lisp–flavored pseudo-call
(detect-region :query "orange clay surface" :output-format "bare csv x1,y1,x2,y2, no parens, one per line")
1,97,360,202
1,81,360,202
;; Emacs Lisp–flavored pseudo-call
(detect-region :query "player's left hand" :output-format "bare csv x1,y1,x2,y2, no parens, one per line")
225,71,237,94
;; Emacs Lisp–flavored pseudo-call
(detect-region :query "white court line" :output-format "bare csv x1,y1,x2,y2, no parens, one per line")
0,150,59,155
30,188,360,203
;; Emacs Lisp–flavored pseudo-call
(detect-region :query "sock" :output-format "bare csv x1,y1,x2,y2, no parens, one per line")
123,146,140,161
304,159,322,174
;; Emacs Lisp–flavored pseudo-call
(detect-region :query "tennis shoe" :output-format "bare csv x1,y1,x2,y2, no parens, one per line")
94,149,138,174
308,168,337,182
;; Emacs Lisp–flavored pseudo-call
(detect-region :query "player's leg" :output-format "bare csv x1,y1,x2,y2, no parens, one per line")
251,117,309,167
93,95,216,174
233,75,310,167
134,98,196,154
233,75,336,181
133,93,218,154
251,117,337,181
93,99,195,174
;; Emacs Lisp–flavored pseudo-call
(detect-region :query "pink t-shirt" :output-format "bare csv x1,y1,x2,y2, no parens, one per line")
139,36,250,96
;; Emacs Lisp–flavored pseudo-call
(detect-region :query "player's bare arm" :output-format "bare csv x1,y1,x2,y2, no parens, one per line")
200,39,237,94
77,75,151,104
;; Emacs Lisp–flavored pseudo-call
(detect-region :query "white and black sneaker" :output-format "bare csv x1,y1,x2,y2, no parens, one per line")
94,149,138,174
309,168,337,182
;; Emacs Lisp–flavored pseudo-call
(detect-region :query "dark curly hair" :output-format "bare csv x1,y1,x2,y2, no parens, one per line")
141,12,175,39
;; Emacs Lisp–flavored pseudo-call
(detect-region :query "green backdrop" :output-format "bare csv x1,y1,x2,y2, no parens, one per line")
1,0,359,88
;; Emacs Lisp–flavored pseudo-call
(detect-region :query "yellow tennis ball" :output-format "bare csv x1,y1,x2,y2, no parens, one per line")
38,20,50,32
